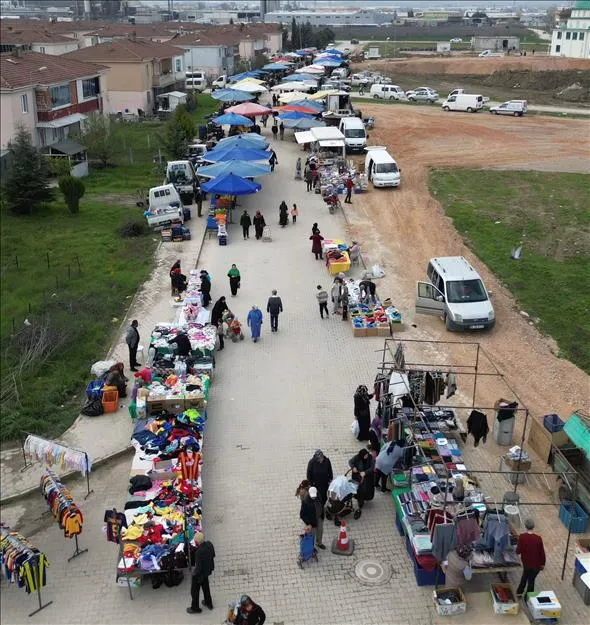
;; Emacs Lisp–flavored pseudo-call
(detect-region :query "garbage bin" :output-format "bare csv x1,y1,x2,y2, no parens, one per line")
494,416,515,445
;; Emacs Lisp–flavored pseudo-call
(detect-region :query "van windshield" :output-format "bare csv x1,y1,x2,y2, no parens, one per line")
446,279,488,303
374,162,398,174
345,129,365,138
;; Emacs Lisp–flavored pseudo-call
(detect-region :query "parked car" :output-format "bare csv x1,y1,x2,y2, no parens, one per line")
369,84,406,100
489,100,528,117
351,38,360,45
450,38,463,43
406,87,439,103
442,93,484,113
479,50,504,57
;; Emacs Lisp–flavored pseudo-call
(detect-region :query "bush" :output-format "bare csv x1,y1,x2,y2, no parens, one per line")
58,175,85,214
120,219,148,237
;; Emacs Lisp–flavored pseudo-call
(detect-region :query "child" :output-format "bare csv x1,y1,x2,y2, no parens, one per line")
229,317,245,343
217,320,225,351
291,203,299,224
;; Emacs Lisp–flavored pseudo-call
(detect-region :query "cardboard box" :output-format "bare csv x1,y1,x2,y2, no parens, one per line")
575,538,590,556
503,456,532,472
117,575,141,588
184,395,206,410
352,327,367,337
377,324,391,337
526,591,561,619
365,326,378,337
490,583,519,615
432,588,467,616
147,396,185,415
149,458,178,481
527,418,552,464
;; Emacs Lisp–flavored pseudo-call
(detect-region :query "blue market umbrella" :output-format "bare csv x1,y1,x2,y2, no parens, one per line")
229,70,264,81
262,62,291,71
216,134,269,149
203,146,271,163
282,74,316,82
212,113,254,127
283,117,326,130
314,59,342,67
278,111,315,120
211,89,255,103
290,99,325,112
196,160,271,179
323,48,344,55
201,173,262,196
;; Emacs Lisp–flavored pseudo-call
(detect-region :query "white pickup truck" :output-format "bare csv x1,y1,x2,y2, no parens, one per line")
145,184,184,229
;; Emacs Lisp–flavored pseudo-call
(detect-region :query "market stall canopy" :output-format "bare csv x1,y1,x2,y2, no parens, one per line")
278,91,309,103
283,117,326,130
278,110,315,120
323,48,344,55
236,77,266,85
196,159,271,179
212,113,254,127
276,104,320,114
262,62,291,71
201,172,262,196
308,126,345,142
225,102,271,116
295,65,324,74
313,58,342,67
211,89,255,102
295,130,314,144
230,80,267,93
282,73,318,82
307,89,339,101
213,136,270,151
318,139,344,148
229,70,264,82
203,146,271,163
270,82,304,92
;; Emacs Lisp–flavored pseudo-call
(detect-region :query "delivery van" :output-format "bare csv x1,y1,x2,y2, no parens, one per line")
211,74,228,90
185,71,206,92
364,147,401,188
339,117,367,153
441,93,484,112
369,84,405,100
415,256,495,331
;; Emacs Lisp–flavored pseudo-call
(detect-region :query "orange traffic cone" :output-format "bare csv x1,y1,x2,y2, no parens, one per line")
331,519,355,556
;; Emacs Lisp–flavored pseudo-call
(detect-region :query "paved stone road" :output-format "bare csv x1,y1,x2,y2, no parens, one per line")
1,128,588,625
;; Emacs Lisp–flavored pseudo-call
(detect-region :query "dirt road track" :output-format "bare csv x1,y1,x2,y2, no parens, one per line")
362,56,590,75
347,105,590,421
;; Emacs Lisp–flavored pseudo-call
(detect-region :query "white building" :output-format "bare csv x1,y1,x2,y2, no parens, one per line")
264,9,394,27
550,0,590,58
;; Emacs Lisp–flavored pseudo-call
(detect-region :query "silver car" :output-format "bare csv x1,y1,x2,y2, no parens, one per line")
406,87,439,103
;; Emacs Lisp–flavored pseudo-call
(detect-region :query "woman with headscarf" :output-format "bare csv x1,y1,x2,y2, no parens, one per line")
199,270,212,307
375,440,404,493
253,211,266,240
247,305,263,343
279,200,289,228
368,414,383,453
354,385,374,441
306,450,333,506
103,362,128,398
211,297,229,328
348,448,374,508
227,264,241,296
171,268,188,294
169,259,181,295
311,222,320,235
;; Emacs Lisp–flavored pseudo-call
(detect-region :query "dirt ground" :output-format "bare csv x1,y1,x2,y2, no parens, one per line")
361,56,590,76
347,105,590,422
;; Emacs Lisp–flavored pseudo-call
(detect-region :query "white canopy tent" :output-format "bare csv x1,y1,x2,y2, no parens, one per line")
294,126,345,158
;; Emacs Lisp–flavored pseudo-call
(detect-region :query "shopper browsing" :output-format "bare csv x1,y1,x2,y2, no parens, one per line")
516,519,545,597
237,595,266,625
240,210,252,239
306,449,333,506
316,285,329,319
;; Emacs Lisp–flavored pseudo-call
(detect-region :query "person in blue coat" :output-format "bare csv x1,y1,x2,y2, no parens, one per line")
247,305,263,342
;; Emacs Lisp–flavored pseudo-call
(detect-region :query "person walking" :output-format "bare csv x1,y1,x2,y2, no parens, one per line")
291,203,298,224
311,167,319,190
295,157,302,180
359,83,365,96
310,230,324,260
240,210,252,239
227,264,241,296
125,320,140,371
300,486,325,550
316,285,329,319
269,149,278,171
195,187,203,217
341,280,349,321
354,384,374,441
266,290,283,332
304,165,313,192
199,270,212,307
186,538,215,614
247,305,263,342
516,519,546,597
253,211,266,240
279,200,289,227
237,595,266,625
306,449,333,506
279,121,285,140
271,122,278,141
344,175,354,204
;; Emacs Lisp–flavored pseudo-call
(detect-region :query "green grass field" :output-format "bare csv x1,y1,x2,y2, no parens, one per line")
0,94,217,441
430,169,590,373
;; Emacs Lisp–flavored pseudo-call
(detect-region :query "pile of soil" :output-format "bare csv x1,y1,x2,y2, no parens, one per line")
480,69,590,101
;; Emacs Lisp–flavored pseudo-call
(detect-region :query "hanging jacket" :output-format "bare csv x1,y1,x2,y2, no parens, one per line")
467,410,489,446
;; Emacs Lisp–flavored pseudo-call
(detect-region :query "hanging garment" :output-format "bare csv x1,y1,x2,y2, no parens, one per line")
178,450,201,481
24,435,92,475
479,514,510,562
467,410,489,447
455,516,481,547
424,371,446,405
446,372,457,398
104,509,128,544
496,401,518,422
40,471,84,539
432,522,457,563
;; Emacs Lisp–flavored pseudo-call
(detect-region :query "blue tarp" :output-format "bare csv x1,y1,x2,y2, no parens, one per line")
282,118,326,130
314,59,342,67
203,146,271,163
262,62,291,71
215,135,269,150
229,70,264,81
201,173,262,196
278,111,315,120
290,99,325,112
211,89,255,102
281,74,316,82
196,160,271,179
212,113,254,127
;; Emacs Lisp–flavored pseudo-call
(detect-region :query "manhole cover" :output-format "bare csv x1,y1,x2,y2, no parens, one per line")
354,559,392,586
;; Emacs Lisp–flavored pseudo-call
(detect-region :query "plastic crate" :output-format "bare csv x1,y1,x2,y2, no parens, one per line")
395,512,404,536
559,501,589,534
544,413,564,433
101,389,119,413
413,559,445,587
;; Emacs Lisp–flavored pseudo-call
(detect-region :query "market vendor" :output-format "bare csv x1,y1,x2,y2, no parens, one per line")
103,362,128,398
168,332,192,357
171,268,188,294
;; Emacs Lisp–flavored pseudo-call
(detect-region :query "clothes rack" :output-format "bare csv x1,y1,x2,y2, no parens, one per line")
40,471,88,561
0,524,52,618
22,433,93,498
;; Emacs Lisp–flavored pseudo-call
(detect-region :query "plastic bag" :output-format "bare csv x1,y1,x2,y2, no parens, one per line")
81,397,104,417
372,264,385,278
351,420,360,437
90,360,116,378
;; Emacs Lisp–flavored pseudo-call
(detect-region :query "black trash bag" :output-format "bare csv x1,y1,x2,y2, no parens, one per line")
81,397,104,417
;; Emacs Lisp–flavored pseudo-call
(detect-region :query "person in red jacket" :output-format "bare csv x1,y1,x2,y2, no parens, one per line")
516,518,546,596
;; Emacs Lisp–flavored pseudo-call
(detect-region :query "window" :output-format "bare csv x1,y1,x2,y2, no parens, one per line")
557,32,562,39
175,58,182,72
573,32,578,40
556,45,561,53
580,32,585,40
82,77,99,98
50,83,71,108
446,279,488,304
39,46,45,53
566,32,571,39
21,93,28,113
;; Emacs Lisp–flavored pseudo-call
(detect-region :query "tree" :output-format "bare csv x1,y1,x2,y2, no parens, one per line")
165,104,196,160
58,175,85,214
3,125,53,215
77,113,119,168
185,90,197,113
291,17,299,51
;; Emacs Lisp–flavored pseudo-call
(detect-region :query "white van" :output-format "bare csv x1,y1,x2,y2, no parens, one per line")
365,147,401,188
339,117,367,153
369,84,405,100
415,256,495,331
146,184,183,228
185,71,206,92
489,100,528,117
441,93,484,113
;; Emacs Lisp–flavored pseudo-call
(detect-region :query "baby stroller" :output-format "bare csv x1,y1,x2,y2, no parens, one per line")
228,317,245,343
324,476,361,526
297,528,318,569
262,225,272,242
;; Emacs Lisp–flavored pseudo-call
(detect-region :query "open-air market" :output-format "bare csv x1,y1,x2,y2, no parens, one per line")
1,8,590,625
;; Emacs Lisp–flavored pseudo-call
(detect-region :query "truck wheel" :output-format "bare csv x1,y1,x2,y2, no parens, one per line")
491,110,498,114
409,97,415,102
514,111,519,117
443,106,449,112
373,94,379,99
467,107,474,112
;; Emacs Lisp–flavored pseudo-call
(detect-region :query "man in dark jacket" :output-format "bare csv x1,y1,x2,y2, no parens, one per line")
306,449,333,506
240,210,252,239
299,486,325,549
266,289,283,332
199,270,212,307
125,320,140,371
187,539,215,614
238,595,266,624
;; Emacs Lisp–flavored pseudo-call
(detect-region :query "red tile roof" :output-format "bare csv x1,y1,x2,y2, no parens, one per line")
62,37,184,63
0,28,76,45
0,50,106,89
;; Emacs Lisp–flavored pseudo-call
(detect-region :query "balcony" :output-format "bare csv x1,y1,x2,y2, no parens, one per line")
152,70,178,88
36,98,100,122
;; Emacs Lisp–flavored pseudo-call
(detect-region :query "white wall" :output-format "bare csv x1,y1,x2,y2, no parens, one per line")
550,29,590,57
0,88,37,149
31,41,79,55
107,90,150,116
